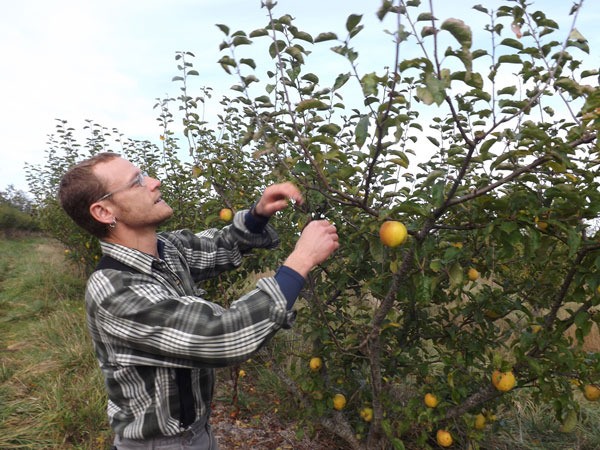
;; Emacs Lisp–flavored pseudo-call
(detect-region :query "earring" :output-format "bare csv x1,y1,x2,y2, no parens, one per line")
109,218,117,229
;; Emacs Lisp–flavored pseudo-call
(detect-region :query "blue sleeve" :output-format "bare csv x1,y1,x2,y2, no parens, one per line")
274,265,305,310
244,208,270,233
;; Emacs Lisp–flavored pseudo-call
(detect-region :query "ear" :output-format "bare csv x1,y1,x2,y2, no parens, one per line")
89,202,115,226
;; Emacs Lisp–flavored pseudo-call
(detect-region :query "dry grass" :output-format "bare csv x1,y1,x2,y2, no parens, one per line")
560,303,600,352
0,237,110,449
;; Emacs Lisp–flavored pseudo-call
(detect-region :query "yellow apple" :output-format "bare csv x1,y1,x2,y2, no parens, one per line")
333,393,346,410
309,357,323,372
491,370,516,392
219,208,233,222
583,384,600,401
474,413,486,430
436,429,453,447
467,267,480,281
424,393,439,408
379,221,408,247
360,407,373,422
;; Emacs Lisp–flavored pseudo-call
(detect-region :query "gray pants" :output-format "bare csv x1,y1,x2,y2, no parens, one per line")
113,420,219,450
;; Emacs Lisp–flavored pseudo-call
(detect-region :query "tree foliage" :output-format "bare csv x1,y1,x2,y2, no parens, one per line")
26,0,599,448
0,185,38,234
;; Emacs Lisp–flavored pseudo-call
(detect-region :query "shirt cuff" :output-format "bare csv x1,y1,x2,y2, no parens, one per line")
244,206,270,233
274,265,305,310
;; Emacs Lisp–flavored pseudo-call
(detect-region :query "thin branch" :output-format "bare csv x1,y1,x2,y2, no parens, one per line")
362,5,404,207
445,155,552,208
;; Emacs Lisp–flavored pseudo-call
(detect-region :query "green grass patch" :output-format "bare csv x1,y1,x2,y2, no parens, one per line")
0,237,112,449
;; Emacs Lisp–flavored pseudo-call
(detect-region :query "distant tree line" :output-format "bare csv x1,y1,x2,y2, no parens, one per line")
0,185,39,236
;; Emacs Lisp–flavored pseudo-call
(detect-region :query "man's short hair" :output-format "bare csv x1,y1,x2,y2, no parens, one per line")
58,152,120,238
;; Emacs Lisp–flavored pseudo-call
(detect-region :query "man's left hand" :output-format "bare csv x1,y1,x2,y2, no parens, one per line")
254,182,303,217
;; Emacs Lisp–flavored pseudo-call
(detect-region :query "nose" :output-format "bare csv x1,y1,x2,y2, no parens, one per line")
147,175,161,189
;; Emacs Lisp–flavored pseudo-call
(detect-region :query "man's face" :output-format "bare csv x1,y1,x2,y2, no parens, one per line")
93,157,173,230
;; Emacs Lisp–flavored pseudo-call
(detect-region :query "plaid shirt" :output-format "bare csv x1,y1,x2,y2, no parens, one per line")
85,211,294,439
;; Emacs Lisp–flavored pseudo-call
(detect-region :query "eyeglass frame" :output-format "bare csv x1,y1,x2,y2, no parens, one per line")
95,171,148,202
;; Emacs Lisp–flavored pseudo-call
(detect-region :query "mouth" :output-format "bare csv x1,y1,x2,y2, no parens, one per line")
154,196,163,204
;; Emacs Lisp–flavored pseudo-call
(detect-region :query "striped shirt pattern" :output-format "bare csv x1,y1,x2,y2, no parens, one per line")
85,211,294,439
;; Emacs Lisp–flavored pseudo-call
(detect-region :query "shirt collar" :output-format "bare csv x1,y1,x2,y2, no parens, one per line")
99,240,161,274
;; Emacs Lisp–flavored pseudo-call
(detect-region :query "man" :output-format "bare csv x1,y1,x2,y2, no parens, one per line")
58,152,339,449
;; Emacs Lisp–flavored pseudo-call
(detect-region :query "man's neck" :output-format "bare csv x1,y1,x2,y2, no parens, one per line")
104,229,159,258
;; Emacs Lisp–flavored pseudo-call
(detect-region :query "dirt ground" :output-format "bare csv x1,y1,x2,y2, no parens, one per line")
210,401,341,450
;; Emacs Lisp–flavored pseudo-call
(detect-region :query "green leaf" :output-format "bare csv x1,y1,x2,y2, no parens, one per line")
427,136,440,147
490,150,528,170
581,69,599,78
277,14,293,26
285,45,304,62
498,54,522,64
554,77,582,95
567,40,590,54
291,30,314,43
361,72,379,97
333,72,351,90
566,227,581,258
497,86,517,95
399,57,434,72
295,99,329,112
466,73,484,89
416,74,446,106
480,138,497,154
242,75,258,86
569,28,587,42
472,49,488,59
232,35,252,46
500,38,524,50
391,438,406,450
417,13,436,21
560,409,578,433
317,123,342,136
217,56,236,74
355,115,369,148
441,18,472,49
430,259,442,272
249,28,269,38
268,40,287,58
424,169,445,185
574,311,589,329
421,26,436,38
215,24,230,35
416,87,435,105
314,32,338,42
346,14,363,32
302,73,319,84
449,262,464,290
240,58,257,69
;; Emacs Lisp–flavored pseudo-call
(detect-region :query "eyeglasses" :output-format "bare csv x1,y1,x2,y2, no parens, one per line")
96,171,148,202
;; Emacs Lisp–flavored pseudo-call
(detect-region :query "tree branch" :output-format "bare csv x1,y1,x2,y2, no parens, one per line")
445,155,552,209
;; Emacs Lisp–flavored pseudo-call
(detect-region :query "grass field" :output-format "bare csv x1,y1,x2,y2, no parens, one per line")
0,237,598,449
0,237,111,449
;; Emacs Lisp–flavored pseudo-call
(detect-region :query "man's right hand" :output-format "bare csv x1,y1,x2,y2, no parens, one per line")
283,220,339,278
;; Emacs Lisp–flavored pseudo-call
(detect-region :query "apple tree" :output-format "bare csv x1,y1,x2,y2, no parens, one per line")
200,0,599,448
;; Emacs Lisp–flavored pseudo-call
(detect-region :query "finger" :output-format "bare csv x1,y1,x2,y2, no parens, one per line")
273,199,290,211
277,182,303,204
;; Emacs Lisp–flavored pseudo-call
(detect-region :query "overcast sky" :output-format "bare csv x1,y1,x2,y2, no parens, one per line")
1,0,597,194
